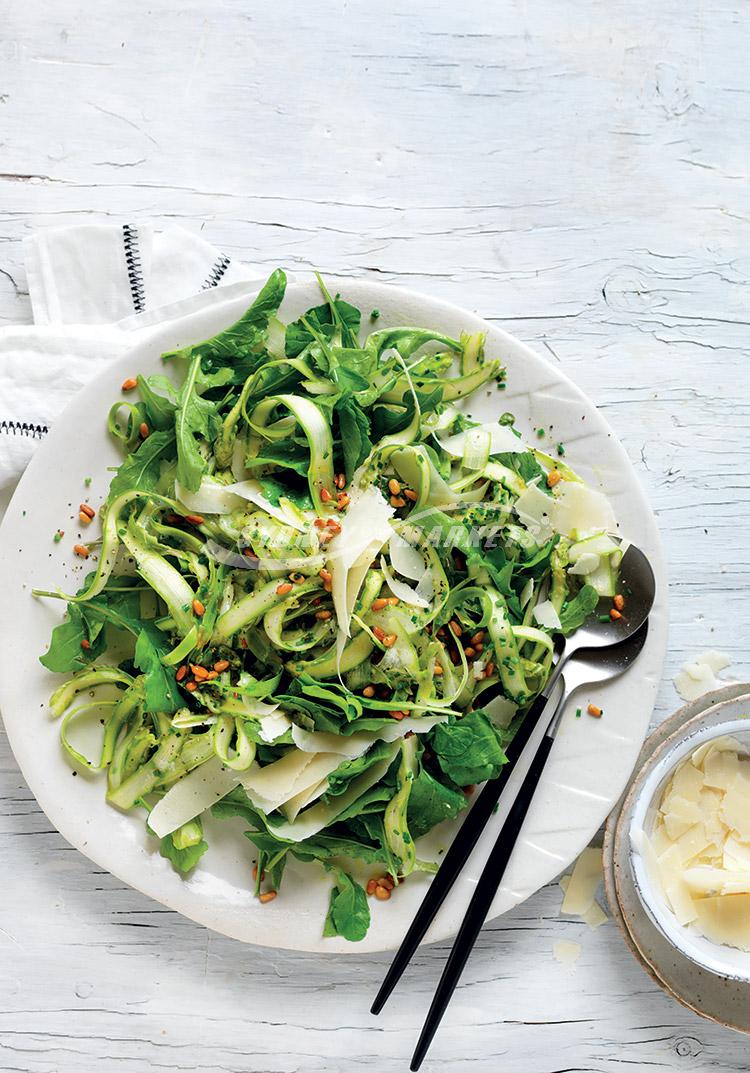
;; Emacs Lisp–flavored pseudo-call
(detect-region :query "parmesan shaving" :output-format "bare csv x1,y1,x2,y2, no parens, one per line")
643,733,750,950
533,599,562,631
553,940,581,966
328,485,395,638
674,650,732,702
148,757,238,838
438,422,524,458
560,846,603,916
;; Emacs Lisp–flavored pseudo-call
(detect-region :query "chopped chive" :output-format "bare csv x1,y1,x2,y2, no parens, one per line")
370,308,380,320
575,707,582,718
598,613,611,622
556,443,565,457
53,530,64,543
84,476,92,487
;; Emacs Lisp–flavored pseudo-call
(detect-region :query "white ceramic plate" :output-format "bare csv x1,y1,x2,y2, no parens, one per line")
0,278,667,953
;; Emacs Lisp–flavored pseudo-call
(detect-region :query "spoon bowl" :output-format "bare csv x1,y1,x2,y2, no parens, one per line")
572,542,656,652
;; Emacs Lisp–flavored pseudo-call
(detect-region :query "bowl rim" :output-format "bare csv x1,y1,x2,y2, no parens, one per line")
623,707,750,981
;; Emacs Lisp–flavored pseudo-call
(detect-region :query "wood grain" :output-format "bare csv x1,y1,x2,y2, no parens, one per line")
1,0,749,1069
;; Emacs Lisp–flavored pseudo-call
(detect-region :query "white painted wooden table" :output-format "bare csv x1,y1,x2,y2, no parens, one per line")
2,2,749,1070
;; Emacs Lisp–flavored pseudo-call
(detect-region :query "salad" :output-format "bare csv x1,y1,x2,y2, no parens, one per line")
36,270,622,941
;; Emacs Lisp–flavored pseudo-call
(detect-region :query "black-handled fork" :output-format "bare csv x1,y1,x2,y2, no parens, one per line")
370,682,557,1015
371,543,656,1022
408,618,650,1070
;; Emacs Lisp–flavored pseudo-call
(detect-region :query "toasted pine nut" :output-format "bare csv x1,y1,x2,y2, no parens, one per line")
366,878,378,895
289,572,305,583
213,659,230,672
433,663,443,676
613,594,625,611
176,665,188,682
319,568,332,582
184,514,204,526
484,661,495,677
449,620,462,638
185,681,197,692
474,642,484,653
121,377,138,392
318,530,335,544
276,583,293,596
371,598,388,611
326,519,341,533
382,634,397,648
79,503,96,519
79,511,91,525
547,469,562,488
259,891,277,904
470,630,485,645
73,543,89,558
587,703,603,718
389,710,407,720
314,518,327,529
380,876,395,891
315,610,332,620
610,608,623,621
335,473,346,489
320,488,333,503
388,478,401,496
192,599,205,616
386,597,399,606
372,625,386,641
403,488,418,502
337,493,350,509
374,885,391,901
464,646,476,658
191,664,209,681
390,495,406,508
323,580,333,593
80,638,91,650
362,685,376,698
206,670,218,681
139,422,150,440
252,865,265,881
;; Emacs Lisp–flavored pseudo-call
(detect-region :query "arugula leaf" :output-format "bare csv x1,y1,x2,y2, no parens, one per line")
211,785,266,826
108,430,175,501
174,355,221,492
371,386,444,440
136,374,177,431
322,867,370,942
407,766,467,839
39,602,106,672
336,396,372,479
329,347,376,392
558,583,599,634
258,475,312,510
134,629,181,714
430,709,508,786
325,740,396,797
292,833,385,866
159,832,209,874
243,830,290,889
334,782,396,823
164,269,287,377
245,438,311,477
493,449,547,486
285,299,361,358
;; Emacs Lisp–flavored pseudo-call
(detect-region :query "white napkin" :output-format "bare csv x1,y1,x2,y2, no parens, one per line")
0,223,263,506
